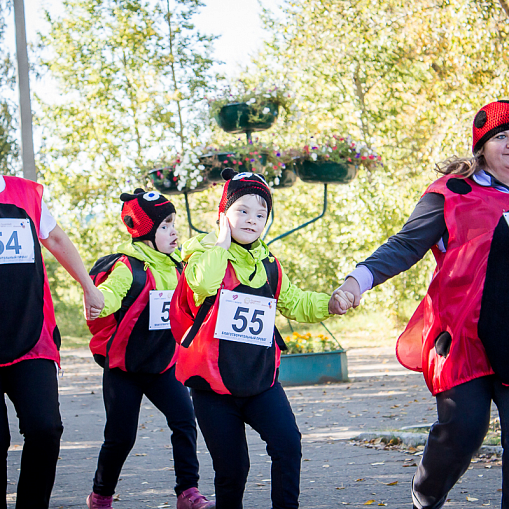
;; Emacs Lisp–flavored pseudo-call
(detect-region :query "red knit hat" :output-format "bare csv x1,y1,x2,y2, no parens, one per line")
472,101,509,154
218,168,272,220
120,188,176,242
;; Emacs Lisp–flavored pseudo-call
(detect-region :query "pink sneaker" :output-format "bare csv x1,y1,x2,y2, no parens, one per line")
86,492,113,509
177,487,216,509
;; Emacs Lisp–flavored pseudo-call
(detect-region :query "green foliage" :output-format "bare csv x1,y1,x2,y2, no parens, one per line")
35,0,509,341
236,0,509,320
37,0,218,268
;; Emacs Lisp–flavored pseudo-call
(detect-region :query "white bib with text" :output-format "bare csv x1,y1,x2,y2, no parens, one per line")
214,289,277,347
0,219,35,264
149,290,174,330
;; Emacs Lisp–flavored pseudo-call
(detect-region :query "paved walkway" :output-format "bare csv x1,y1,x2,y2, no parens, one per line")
4,347,503,508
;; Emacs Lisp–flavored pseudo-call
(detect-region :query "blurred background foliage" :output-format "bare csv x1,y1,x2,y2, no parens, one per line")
4,0,509,347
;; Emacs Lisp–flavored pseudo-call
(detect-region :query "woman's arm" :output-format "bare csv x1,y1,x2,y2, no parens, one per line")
41,224,105,319
330,192,446,314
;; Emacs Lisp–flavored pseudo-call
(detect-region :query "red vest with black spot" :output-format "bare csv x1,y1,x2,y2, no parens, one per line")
0,177,60,366
171,257,283,397
397,174,509,395
88,257,180,374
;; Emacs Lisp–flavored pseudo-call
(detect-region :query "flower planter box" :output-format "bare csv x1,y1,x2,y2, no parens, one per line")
148,168,211,195
279,350,348,386
215,101,279,134
294,159,357,185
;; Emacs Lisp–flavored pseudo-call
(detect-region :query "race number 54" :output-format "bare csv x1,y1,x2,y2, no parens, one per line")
0,231,22,255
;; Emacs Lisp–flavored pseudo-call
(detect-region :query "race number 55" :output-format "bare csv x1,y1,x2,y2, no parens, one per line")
161,301,171,323
232,307,265,335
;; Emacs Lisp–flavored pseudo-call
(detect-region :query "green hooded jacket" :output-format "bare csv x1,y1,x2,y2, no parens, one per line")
98,241,182,318
181,232,332,323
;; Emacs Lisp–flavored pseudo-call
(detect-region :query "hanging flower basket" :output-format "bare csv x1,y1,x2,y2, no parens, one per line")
294,158,358,185
148,168,211,195
215,101,279,134
292,135,381,185
271,168,297,189
200,151,269,182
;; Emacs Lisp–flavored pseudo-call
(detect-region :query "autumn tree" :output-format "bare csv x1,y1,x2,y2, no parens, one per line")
240,0,509,320
36,0,218,337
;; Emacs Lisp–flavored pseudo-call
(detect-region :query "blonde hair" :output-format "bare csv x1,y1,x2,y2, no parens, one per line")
435,153,485,178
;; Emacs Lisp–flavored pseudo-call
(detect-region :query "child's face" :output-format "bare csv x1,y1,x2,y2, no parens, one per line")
225,194,268,245
154,213,178,254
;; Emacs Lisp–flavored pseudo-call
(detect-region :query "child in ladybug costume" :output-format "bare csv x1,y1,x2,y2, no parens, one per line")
170,169,352,509
333,101,509,508
86,189,214,509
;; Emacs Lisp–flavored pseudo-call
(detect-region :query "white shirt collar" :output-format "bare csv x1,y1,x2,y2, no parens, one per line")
472,169,509,193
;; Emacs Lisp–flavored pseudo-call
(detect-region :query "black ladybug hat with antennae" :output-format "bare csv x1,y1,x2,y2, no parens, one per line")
217,168,272,219
120,188,176,243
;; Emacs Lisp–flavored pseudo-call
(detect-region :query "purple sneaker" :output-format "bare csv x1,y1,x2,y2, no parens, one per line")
177,487,216,509
86,492,113,509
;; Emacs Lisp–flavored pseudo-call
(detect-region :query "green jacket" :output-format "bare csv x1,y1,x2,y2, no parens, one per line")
181,232,332,323
98,241,182,318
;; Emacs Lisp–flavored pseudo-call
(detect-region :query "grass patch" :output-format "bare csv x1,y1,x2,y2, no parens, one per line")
276,310,401,350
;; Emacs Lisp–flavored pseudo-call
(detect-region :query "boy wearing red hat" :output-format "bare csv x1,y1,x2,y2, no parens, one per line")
86,189,214,509
171,169,352,509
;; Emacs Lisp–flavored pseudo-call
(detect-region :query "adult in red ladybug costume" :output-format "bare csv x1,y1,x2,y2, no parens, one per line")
0,175,104,509
331,101,509,509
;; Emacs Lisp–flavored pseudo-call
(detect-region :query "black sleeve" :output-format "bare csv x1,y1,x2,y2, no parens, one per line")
358,192,447,287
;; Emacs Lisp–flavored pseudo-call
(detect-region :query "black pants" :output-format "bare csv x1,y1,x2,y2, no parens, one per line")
0,359,63,509
93,366,199,497
413,375,509,509
192,382,302,509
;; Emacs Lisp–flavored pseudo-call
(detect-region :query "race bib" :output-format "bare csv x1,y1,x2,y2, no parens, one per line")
0,219,35,264
149,290,174,330
214,289,277,347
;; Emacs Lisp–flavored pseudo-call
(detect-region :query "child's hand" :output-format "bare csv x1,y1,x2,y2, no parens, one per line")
328,290,354,315
215,213,232,250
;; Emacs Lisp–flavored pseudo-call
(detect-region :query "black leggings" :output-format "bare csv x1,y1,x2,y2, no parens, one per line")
192,382,302,509
92,366,199,497
0,359,63,509
413,375,509,508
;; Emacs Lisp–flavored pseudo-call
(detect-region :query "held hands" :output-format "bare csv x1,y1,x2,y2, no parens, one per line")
328,277,362,315
216,213,232,250
83,285,105,321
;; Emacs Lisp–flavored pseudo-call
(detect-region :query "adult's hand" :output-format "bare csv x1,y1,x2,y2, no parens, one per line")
329,277,362,315
215,213,232,250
